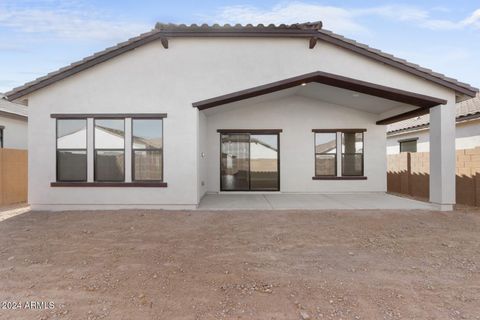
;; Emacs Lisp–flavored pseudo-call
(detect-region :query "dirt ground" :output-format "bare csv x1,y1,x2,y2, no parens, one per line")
1,209,480,320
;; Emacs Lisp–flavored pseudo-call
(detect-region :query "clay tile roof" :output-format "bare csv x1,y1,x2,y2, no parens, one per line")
154,21,323,31
387,93,480,134
4,22,478,101
317,29,477,95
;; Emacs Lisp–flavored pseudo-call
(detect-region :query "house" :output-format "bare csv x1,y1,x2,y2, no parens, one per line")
0,94,28,149
4,22,478,211
387,93,480,154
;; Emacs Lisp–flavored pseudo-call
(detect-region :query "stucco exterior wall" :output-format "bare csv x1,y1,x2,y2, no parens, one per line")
198,111,208,201
205,95,386,193
387,119,480,154
23,37,457,209
0,115,27,150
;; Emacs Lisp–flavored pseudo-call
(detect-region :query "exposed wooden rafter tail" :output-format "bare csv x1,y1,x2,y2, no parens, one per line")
160,37,168,49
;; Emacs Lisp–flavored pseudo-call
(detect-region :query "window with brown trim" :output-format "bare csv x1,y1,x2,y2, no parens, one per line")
56,119,87,182
52,114,168,187
314,132,337,176
399,138,417,153
132,119,163,181
341,132,364,176
94,119,125,182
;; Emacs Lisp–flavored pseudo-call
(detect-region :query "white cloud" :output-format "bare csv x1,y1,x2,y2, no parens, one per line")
212,2,480,33
213,3,367,35
462,9,480,28
0,1,150,42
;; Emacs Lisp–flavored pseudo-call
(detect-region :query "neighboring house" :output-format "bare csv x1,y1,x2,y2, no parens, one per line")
4,22,478,211
387,93,480,154
0,94,28,149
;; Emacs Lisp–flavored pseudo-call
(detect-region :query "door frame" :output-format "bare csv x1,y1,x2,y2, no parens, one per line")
218,129,282,192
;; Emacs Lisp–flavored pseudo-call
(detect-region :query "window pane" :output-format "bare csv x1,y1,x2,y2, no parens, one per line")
57,119,86,149
134,150,162,181
95,119,124,149
315,154,336,176
342,132,364,176
95,150,124,181
250,134,278,190
342,154,363,176
315,133,336,154
133,119,163,149
221,134,250,190
57,150,87,181
342,132,363,153
400,140,417,153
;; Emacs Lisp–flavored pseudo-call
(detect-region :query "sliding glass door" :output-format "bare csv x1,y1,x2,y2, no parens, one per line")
220,132,279,191
220,134,250,191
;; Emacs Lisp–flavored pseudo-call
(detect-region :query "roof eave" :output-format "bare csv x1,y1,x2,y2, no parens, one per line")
0,110,28,120
4,24,478,101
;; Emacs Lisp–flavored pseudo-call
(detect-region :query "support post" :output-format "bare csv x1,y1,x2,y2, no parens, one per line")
429,100,456,211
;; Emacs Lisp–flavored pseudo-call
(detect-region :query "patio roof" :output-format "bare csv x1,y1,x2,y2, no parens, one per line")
387,92,480,134
192,71,447,125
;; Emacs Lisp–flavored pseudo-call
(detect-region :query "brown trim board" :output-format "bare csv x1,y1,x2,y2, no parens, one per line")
217,129,283,134
193,71,447,110
312,128,367,133
376,108,430,125
312,176,367,180
51,113,167,119
51,182,168,187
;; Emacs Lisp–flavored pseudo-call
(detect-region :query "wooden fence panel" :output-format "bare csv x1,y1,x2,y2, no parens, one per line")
0,148,28,205
387,147,480,206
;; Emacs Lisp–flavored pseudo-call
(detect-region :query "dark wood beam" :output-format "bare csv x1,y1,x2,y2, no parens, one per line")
193,71,447,110
160,37,168,49
376,108,430,125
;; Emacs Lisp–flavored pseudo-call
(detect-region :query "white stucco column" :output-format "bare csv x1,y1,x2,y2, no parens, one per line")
429,100,456,211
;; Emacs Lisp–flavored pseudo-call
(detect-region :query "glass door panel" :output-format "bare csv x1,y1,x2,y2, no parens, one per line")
221,134,250,191
220,132,280,191
250,134,279,191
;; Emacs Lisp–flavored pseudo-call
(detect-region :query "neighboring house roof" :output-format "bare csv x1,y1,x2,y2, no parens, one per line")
4,22,478,101
387,93,480,134
315,140,337,153
0,94,28,119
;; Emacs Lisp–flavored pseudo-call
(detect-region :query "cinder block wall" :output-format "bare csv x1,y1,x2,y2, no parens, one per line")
0,149,28,205
387,147,480,206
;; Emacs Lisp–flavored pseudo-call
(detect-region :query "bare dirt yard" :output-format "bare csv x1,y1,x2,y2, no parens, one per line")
1,209,480,320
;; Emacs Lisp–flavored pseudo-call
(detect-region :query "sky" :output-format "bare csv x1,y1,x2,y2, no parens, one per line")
0,0,479,93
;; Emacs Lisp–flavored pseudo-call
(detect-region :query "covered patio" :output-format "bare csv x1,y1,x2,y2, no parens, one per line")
196,71,459,210
198,192,435,210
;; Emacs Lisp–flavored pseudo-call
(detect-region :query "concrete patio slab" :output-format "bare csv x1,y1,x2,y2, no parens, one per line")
198,193,436,210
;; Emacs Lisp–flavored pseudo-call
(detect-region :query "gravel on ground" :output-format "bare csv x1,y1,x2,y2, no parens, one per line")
1,209,479,319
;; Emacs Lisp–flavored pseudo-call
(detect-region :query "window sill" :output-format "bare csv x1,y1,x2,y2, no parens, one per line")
312,176,367,180
51,182,168,187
